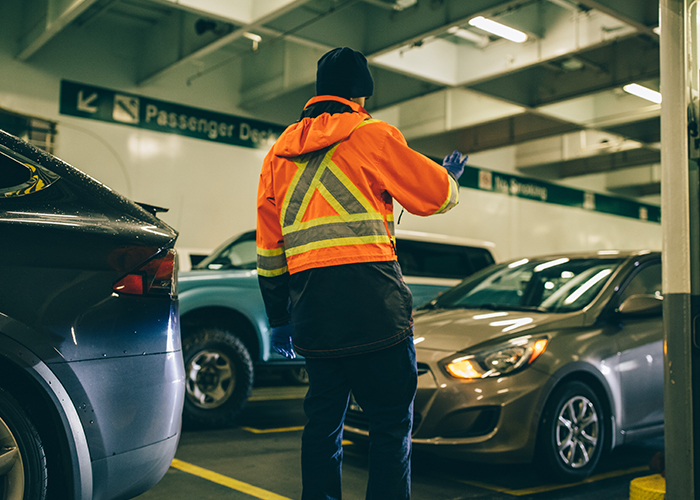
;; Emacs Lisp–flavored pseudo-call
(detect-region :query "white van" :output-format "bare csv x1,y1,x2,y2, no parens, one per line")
394,229,499,306
179,229,498,306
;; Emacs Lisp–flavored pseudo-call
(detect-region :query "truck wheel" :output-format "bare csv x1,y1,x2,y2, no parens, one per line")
182,328,254,428
536,381,606,482
0,387,48,500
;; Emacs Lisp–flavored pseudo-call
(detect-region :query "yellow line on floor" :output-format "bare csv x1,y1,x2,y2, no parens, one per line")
241,425,305,434
459,465,650,496
249,386,307,402
170,458,292,500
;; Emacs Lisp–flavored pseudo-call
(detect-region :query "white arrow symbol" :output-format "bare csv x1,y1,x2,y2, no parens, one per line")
77,90,98,113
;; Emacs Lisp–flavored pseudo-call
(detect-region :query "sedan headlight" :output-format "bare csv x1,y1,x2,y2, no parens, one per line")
444,336,548,380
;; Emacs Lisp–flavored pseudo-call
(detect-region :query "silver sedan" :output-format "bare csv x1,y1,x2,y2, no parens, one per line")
345,250,663,481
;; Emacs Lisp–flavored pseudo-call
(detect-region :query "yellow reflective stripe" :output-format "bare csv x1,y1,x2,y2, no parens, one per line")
293,147,338,225
279,156,309,227
274,118,395,265
436,175,459,214
257,266,289,277
285,234,391,257
283,212,384,235
355,118,382,129
256,247,284,257
284,219,388,251
317,182,349,216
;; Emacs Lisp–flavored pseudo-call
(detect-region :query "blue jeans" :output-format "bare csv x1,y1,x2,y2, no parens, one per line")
301,338,417,500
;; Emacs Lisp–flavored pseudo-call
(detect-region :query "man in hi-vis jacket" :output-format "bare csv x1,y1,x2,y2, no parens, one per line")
256,47,466,500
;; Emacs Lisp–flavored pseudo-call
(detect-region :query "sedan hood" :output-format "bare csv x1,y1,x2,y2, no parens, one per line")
413,308,583,353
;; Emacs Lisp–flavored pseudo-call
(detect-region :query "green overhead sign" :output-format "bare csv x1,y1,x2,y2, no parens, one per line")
59,80,286,149
455,163,661,224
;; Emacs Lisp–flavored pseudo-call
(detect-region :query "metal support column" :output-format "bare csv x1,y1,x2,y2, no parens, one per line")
661,0,700,498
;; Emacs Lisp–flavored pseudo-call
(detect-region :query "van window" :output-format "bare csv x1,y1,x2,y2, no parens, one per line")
396,239,495,280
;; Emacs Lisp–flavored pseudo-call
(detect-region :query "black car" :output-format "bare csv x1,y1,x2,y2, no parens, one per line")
0,129,184,500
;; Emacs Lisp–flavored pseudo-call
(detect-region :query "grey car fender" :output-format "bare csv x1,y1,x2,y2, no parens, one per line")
533,360,618,451
0,332,93,500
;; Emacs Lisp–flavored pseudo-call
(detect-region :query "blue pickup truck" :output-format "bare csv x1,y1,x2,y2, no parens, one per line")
178,229,497,428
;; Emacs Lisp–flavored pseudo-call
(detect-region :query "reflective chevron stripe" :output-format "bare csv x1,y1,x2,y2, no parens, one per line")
278,137,392,256
256,247,288,277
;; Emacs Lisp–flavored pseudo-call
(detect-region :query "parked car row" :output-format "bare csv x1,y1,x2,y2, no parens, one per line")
1,129,665,500
0,129,500,499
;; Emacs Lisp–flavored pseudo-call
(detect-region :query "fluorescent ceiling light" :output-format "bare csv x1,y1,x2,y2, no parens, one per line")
468,16,528,43
243,32,262,42
447,26,489,47
623,83,662,104
243,32,262,50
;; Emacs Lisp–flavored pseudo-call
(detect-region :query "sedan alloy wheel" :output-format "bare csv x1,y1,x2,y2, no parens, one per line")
555,395,599,469
537,381,606,482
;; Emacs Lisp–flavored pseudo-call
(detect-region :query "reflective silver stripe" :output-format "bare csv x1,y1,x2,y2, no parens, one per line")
436,175,459,214
256,247,288,276
319,167,367,214
282,147,332,227
386,216,395,237
283,218,388,251
257,253,288,272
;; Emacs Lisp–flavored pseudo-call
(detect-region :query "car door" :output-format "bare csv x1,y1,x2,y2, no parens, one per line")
614,261,664,432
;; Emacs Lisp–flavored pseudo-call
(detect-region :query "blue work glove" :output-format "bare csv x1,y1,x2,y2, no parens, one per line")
270,324,295,359
442,150,467,180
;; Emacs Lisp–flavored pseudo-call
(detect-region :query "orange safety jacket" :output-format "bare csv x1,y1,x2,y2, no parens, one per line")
256,95,459,278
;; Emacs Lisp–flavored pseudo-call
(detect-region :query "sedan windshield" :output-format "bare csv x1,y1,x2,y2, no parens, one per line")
431,257,625,313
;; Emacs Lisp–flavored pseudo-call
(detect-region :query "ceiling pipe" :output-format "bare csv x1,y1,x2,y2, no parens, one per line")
361,0,417,11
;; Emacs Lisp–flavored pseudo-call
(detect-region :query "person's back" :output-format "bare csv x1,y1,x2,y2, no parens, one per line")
256,47,466,500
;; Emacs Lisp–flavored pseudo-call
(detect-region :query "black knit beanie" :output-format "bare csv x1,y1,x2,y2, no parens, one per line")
316,47,374,99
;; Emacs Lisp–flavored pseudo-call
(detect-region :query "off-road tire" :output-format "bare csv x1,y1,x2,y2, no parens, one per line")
182,328,254,428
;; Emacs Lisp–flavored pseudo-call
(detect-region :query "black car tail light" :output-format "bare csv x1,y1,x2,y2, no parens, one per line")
113,248,177,297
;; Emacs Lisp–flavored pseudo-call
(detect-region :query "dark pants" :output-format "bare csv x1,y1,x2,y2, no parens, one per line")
301,338,418,500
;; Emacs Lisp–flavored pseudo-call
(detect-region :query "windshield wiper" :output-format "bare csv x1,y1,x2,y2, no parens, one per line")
453,303,548,313
417,301,441,310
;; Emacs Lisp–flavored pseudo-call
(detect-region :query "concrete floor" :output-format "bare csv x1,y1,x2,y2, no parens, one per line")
135,375,663,500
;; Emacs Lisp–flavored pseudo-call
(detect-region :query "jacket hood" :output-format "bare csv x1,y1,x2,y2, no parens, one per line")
272,96,370,158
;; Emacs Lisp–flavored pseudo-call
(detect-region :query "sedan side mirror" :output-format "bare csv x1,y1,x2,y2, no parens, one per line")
618,294,663,317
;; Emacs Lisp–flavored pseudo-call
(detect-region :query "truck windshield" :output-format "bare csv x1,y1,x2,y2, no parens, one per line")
196,232,257,270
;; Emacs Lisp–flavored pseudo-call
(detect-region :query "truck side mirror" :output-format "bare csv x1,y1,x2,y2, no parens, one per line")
618,294,663,317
